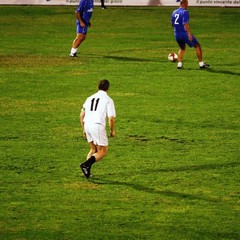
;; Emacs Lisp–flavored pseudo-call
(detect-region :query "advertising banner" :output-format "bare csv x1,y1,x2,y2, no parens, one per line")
0,0,239,7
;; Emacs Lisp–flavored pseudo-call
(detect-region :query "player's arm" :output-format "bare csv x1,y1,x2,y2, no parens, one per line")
80,108,86,137
184,22,193,41
75,11,86,28
108,116,116,137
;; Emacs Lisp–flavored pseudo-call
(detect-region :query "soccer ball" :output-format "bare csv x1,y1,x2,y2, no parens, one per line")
168,53,178,62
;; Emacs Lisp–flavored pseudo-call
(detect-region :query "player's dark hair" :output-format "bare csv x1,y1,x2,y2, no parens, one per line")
98,79,110,91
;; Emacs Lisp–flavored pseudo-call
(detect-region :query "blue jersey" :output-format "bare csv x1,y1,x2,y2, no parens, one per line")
171,7,199,48
171,7,189,33
76,0,94,25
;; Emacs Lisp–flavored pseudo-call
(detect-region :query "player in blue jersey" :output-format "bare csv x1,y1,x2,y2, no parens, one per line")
171,0,209,69
69,0,94,57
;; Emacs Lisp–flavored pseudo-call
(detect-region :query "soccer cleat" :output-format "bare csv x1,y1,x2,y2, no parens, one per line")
69,53,78,57
200,63,210,69
80,163,91,178
177,66,183,69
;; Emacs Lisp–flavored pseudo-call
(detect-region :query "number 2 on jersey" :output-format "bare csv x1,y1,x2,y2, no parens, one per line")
90,98,100,111
174,14,179,24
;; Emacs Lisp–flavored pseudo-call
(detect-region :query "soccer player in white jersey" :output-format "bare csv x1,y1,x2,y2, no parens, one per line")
80,80,116,178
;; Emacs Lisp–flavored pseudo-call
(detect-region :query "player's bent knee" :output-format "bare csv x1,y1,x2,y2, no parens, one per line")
195,43,201,48
77,34,86,40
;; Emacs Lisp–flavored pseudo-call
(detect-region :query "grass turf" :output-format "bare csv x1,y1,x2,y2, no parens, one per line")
0,5,239,240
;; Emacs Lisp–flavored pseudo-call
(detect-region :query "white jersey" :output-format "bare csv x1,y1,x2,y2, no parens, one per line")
83,90,116,127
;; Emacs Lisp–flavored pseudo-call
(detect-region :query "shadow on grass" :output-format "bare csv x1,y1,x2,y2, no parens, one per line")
175,67,240,76
84,53,162,63
157,161,240,173
204,68,240,76
102,55,157,62
92,177,220,203
91,161,239,202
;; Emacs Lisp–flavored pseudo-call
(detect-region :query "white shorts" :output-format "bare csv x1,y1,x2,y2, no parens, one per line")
84,123,108,146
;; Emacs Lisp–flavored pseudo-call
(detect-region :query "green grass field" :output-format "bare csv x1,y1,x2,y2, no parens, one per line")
0,5,239,240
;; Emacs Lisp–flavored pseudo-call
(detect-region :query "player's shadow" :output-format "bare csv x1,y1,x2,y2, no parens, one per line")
155,161,240,173
206,68,240,76
91,160,239,203
102,55,159,62
84,53,162,63
91,177,220,203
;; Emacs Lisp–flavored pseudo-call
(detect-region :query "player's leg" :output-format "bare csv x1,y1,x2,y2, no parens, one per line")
80,124,108,178
86,141,97,160
81,144,107,169
70,20,88,57
178,47,185,62
84,126,108,165
70,33,86,57
80,145,108,178
73,33,86,48
80,142,95,178
188,35,209,69
101,0,106,8
194,42,210,68
94,145,108,161
175,34,186,69
80,127,96,178
177,45,185,69
195,43,203,62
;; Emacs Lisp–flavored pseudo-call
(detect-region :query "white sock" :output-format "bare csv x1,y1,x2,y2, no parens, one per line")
70,48,77,54
199,61,204,67
178,62,183,68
